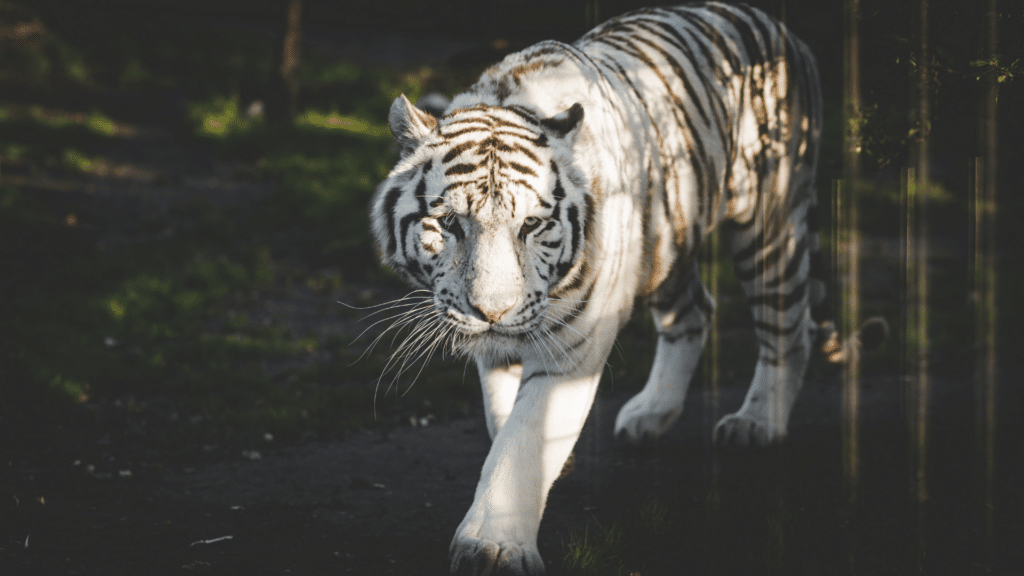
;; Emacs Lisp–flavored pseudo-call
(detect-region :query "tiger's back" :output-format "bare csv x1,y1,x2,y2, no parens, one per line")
448,3,823,309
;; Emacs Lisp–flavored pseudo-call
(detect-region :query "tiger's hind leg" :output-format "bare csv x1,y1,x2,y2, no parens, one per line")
615,262,714,443
714,200,817,447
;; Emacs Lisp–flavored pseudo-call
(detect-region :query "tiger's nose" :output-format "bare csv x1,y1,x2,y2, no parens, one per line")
468,293,518,324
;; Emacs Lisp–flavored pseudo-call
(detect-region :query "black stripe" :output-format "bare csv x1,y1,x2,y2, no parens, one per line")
382,186,403,255
438,215,464,241
661,14,728,85
763,236,808,289
397,176,429,260
735,233,800,284
510,143,540,164
504,105,541,125
506,178,538,193
445,163,478,176
673,10,742,73
491,116,535,131
736,4,777,62
551,174,566,202
566,205,581,262
705,4,765,67
759,343,807,366
438,126,491,140
442,140,480,163
443,181,476,193
662,327,704,343
441,116,492,127
506,161,537,177
753,319,802,337
757,281,807,312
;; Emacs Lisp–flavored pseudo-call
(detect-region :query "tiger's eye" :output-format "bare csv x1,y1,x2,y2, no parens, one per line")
519,216,543,240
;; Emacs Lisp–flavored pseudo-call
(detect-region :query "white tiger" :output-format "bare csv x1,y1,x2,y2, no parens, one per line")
369,3,884,574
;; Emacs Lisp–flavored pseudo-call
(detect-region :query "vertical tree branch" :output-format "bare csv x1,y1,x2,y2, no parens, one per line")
268,0,303,124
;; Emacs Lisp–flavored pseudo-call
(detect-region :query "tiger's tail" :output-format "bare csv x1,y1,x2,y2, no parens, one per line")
807,199,889,364
815,317,889,364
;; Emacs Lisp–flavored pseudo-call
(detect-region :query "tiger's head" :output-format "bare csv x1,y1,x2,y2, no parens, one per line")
370,95,594,358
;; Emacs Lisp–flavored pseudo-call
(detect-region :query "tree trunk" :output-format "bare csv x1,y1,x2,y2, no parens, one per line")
268,0,302,124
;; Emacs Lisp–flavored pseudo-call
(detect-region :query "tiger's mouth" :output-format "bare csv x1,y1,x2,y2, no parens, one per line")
442,307,544,339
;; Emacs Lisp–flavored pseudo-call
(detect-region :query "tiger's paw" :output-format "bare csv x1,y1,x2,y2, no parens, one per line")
614,391,683,443
450,536,545,576
713,413,783,447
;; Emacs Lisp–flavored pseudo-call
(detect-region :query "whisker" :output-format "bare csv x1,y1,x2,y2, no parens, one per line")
351,300,433,347
382,303,440,351
392,316,458,396
350,302,435,365
538,324,580,370
541,313,588,342
526,329,560,373
380,314,441,380
402,320,455,396
338,289,432,311
351,296,432,325
392,314,446,377
374,311,439,414
548,296,590,305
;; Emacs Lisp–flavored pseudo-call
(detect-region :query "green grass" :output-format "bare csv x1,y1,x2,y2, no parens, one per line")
562,500,675,576
0,31,477,442
559,479,842,575
0,165,477,440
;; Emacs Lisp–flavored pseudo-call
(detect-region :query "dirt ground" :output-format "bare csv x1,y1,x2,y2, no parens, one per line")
3,318,1023,575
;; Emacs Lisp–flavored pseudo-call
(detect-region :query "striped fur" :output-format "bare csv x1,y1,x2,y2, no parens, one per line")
370,4,831,574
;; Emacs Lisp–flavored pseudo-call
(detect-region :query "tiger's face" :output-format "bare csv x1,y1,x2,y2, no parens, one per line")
371,96,592,357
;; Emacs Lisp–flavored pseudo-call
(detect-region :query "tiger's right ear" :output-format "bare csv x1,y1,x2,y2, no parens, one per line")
540,103,584,142
389,94,438,158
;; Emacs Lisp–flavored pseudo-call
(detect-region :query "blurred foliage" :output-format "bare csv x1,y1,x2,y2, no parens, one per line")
969,55,1022,84
187,96,264,139
0,103,135,173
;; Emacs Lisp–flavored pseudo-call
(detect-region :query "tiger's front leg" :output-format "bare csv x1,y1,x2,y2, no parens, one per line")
450,348,607,575
476,359,522,441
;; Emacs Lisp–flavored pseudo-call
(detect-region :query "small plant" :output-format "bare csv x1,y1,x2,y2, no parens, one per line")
187,95,263,139
562,522,629,576
970,54,1022,84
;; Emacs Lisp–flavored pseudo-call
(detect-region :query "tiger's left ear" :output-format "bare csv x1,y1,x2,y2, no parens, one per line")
389,94,438,158
540,103,584,142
